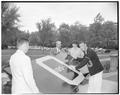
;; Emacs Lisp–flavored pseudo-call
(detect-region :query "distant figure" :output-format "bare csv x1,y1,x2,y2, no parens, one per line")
50,41,62,56
76,41,104,93
9,38,40,94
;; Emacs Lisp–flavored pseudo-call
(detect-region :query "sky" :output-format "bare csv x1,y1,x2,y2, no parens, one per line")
15,2,117,33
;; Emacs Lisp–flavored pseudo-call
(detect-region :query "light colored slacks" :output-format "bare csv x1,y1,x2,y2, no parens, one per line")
88,71,103,93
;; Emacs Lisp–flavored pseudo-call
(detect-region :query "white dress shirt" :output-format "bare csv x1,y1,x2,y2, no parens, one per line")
69,47,89,74
56,47,61,53
69,47,84,59
9,50,39,94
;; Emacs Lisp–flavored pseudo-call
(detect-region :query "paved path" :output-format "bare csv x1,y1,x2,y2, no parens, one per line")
103,71,117,78
103,71,118,82
78,80,118,93
78,71,118,93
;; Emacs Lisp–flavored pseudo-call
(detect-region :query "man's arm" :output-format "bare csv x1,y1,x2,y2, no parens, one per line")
75,56,89,70
78,49,84,58
21,57,40,93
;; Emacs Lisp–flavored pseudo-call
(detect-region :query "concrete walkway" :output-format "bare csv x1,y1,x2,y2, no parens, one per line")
78,79,118,93
78,71,118,93
103,71,117,78
101,79,118,93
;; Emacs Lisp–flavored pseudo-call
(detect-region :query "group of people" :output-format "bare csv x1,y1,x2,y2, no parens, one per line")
50,40,104,93
9,38,104,94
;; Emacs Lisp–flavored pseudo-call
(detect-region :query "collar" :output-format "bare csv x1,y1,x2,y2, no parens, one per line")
16,49,25,55
56,47,61,50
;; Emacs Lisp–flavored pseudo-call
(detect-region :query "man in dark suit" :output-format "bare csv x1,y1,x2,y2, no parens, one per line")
75,41,104,93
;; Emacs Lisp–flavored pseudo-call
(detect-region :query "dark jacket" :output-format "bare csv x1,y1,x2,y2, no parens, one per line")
75,48,104,76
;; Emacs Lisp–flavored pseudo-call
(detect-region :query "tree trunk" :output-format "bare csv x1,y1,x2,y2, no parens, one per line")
42,43,45,54
106,39,109,48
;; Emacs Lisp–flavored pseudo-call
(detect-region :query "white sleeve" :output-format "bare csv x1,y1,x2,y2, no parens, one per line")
21,56,40,93
68,49,72,55
79,49,84,58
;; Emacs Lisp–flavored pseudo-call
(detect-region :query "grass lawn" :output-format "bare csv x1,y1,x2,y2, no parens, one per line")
2,49,118,71
2,49,50,66
2,49,115,61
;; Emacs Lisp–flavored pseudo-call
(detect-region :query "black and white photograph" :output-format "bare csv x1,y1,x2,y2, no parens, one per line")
1,1,118,94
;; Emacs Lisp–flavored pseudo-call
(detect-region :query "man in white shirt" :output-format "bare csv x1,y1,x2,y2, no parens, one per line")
68,41,89,76
50,41,62,55
69,41,84,59
9,38,40,94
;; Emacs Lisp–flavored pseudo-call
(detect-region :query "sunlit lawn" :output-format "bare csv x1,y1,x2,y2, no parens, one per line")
2,49,117,65
2,49,50,66
2,49,118,72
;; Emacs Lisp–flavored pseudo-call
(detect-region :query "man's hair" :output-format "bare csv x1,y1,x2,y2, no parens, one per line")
17,38,29,47
56,41,61,44
79,41,87,45
72,40,78,44
78,41,89,48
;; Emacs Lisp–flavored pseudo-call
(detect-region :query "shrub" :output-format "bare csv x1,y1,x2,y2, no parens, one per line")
102,61,110,73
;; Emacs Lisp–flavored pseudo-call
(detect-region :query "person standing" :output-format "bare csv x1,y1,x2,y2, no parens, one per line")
69,41,84,59
9,38,40,94
67,41,86,78
75,41,104,93
50,41,62,56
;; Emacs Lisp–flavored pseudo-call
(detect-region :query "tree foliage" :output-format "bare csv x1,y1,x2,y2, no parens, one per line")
29,32,40,46
2,6,117,50
94,13,104,23
36,18,56,47
57,22,90,47
58,23,71,47
101,21,117,48
2,2,20,48
89,13,117,49
70,23,89,42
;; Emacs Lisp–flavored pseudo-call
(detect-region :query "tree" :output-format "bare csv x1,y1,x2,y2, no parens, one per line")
101,21,118,48
58,22,89,47
36,18,56,47
89,22,103,47
89,13,104,47
58,23,71,47
70,23,89,43
94,13,104,23
29,32,40,46
2,2,20,48
89,13,117,49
